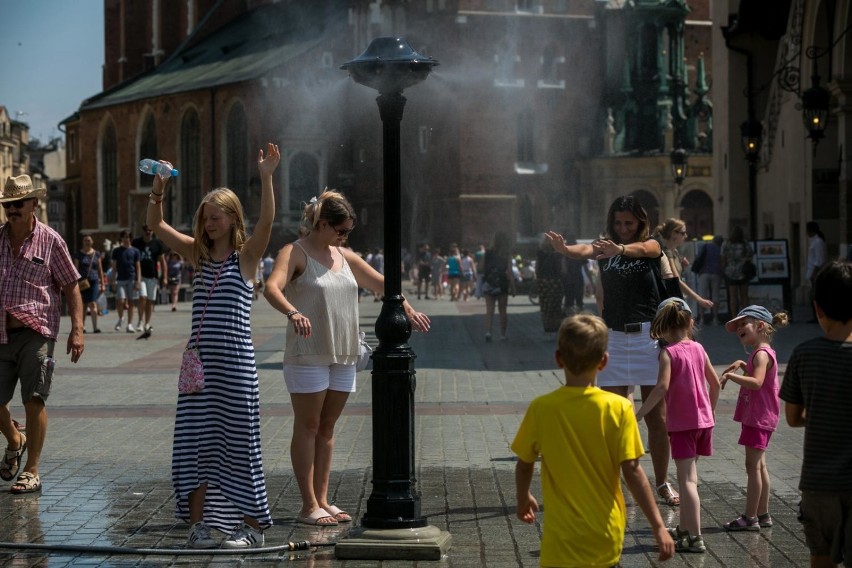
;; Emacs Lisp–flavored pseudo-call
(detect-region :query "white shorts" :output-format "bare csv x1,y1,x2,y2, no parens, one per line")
283,363,357,394
596,321,659,387
139,278,159,300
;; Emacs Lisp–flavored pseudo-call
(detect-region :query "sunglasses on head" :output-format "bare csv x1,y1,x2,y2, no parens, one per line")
1,198,30,209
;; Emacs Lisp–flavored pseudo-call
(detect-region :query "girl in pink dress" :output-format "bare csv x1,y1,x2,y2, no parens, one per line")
636,297,721,553
721,305,789,531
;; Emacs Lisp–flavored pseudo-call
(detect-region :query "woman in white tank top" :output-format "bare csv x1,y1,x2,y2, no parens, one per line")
263,190,430,527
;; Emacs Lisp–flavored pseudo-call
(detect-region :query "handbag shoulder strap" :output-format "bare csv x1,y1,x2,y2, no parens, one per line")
191,253,231,347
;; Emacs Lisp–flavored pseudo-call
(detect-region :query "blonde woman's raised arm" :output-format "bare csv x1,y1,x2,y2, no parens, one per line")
241,143,280,272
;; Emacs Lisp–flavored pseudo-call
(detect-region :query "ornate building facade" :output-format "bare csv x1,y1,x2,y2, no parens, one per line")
64,0,713,256
713,0,852,295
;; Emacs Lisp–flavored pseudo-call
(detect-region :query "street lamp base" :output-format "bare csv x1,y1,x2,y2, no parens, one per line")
334,525,452,561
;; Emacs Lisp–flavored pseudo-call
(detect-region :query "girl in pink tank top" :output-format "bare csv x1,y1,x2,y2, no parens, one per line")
721,305,789,532
636,297,721,553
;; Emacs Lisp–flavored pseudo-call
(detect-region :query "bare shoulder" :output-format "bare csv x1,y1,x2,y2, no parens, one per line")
278,242,305,265
339,247,361,262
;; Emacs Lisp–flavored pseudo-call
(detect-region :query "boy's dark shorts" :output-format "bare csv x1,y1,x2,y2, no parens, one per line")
799,490,852,564
0,328,55,404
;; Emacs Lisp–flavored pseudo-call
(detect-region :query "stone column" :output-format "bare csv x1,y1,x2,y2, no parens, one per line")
830,79,852,255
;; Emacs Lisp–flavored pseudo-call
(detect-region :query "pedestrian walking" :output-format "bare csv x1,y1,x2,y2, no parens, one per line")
447,244,462,301
720,304,788,532
636,297,720,553
132,225,167,338
695,235,724,324
512,314,674,566
805,221,827,323
145,143,280,548
0,174,85,494
459,248,476,301
75,234,106,333
482,231,514,341
431,247,446,300
111,230,141,333
416,243,431,300
368,247,384,301
721,226,754,318
166,252,183,311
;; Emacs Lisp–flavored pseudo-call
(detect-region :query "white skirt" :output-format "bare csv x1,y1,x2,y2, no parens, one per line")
596,321,660,387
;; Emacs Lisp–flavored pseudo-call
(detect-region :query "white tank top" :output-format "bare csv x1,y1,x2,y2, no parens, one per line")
282,242,359,366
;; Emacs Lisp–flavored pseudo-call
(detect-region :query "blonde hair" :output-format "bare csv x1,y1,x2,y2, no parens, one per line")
756,312,790,342
299,189,356,236
651,300,694,340
557,314,608,374
190,187,246,268
655,218,686,240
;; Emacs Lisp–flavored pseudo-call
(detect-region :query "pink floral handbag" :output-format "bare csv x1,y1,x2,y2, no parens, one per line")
178,257,228,395
178,347,204,394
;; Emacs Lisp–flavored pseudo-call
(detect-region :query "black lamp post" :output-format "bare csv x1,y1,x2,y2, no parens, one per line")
670,148,687,185
340,38,438,530
802,71,831,151
740,118,763,163
739,117,763,241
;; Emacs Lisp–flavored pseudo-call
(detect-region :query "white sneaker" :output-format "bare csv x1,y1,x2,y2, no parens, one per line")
126,323,136,333
114,318,124,332
186,521,216,549
223,523,264,548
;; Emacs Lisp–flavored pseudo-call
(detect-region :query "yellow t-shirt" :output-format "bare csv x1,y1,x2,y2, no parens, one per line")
511,386,645,568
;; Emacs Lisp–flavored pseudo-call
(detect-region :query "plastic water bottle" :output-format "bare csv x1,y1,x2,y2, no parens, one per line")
138,159,179,178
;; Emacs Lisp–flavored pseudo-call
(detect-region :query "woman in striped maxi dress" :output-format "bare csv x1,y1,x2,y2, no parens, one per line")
146,143,280,549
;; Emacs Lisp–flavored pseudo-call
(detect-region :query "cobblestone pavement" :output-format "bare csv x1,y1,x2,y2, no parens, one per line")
0,290,824,567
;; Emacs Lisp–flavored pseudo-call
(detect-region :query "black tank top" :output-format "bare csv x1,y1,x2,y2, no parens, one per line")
598,248,662,329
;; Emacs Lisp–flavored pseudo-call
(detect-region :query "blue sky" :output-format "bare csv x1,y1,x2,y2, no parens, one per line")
0,0,104,144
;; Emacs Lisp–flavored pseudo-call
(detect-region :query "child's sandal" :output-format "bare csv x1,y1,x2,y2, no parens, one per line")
657,482,680,506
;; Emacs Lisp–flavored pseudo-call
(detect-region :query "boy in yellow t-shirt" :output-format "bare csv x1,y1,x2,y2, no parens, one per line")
512,314,674,567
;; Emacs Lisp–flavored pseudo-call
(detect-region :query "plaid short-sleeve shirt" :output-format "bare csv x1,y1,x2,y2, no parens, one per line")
0,218,80,342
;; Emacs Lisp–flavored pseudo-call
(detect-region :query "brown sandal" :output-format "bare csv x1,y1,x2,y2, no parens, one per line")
0,434,26,482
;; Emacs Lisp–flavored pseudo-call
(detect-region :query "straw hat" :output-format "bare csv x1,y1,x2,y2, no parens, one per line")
2,175,46,202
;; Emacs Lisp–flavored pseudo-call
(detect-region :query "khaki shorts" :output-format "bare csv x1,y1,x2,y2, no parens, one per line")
0,328,55,404
800,490,852,564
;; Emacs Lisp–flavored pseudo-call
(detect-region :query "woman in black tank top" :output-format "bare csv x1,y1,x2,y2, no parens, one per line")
544,195,680,508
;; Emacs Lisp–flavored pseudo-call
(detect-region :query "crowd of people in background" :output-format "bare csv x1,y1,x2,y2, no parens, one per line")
71,228,288,339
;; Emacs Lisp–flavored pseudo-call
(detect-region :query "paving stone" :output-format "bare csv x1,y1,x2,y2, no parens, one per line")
0,294,822,566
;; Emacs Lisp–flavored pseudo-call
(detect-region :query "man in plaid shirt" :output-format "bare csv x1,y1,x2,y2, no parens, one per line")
0,175,84,494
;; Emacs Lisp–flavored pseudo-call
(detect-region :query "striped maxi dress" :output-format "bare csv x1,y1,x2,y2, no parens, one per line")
172,251,272,532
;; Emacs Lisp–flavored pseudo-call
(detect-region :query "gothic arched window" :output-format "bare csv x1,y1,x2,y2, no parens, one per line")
225,103,249,205
101,122,119,225
139,114,158,187
179,108,201,226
